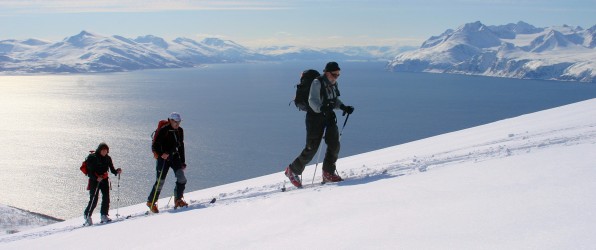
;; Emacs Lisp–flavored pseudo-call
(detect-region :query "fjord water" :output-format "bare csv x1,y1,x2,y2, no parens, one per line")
1,61,595,220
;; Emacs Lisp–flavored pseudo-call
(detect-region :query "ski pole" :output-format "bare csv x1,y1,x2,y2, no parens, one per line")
86,179,101,219
311,142,324,185
150,159,167,210
166,190,174,208
311,128,326,185
339,113,350,139
335,113,351,177
116,173,121,218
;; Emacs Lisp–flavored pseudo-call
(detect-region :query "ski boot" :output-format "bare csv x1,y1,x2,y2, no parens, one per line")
174,198,188,209
322,171,343,183
100,215,112,223
285,166,302,188
83,215,93,226
147,201,159,213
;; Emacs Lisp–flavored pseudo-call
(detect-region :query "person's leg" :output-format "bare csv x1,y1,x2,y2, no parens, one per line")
322,122,340,174
99,180,110,215
84,179,100,217
289,113,325,174
147,158,170,202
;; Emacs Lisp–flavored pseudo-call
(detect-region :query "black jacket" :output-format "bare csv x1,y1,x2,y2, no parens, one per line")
152,124,185,163
86,143,117,179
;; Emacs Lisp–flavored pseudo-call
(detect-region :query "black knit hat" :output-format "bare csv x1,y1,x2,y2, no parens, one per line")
96,142,109,154
324,61,341,72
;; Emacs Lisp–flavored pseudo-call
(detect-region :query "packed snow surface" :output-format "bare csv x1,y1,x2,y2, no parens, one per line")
1,99,595,249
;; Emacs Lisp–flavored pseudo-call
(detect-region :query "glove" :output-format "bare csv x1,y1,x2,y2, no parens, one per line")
340,104,354,116
161,153,169,160
97,172,109,181
110,168,122,175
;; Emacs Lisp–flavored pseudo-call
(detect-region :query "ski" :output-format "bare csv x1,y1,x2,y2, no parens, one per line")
174,197,216,210
281,178,343,192
321,180,343,185
84,197,216,226
82,219,114,227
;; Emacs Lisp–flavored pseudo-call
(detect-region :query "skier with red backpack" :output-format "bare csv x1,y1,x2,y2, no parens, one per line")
83,142,122,225
285,62,354,188
147,112,188,213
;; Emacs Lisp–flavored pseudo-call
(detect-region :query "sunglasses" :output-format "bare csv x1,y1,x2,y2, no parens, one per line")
330,72,340,78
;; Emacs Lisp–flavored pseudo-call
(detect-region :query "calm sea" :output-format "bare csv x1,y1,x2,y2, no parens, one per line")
1,61,595,219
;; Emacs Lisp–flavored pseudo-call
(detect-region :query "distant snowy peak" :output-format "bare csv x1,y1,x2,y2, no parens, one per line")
0,40,39,54
488,21,543,38
21,39,49,46
172,37,202,47
453,21,502,48
389,21,596,82
64,31,102,48
525,29,573,52
421,21,543,49
584,25,596,48
134,35,169,49
511,21,544,34
170,37,257,62
198,37,252,56
201,37,245,50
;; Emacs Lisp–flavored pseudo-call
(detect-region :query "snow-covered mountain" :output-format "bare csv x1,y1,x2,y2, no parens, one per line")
1,31,191,73
0,205,61,235
388,21,596,82
254,45,408,61
1,99,595,249
0,31,401,73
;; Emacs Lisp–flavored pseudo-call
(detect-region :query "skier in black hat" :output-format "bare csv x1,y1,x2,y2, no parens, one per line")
284,61,354,188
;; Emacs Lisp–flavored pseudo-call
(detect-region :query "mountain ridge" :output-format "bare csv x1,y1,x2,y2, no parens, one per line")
0,31,399,73
3,22,594,83
388,21,596,82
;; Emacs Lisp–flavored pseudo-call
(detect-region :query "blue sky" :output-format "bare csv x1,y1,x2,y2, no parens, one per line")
1,0,595,48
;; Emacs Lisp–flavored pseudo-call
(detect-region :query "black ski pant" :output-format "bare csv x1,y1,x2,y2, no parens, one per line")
147,155,187,203
84,178,110,217
290,111,340,175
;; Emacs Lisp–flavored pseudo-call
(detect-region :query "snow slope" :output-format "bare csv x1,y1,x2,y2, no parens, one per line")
0,205,61,236
1,99,595,249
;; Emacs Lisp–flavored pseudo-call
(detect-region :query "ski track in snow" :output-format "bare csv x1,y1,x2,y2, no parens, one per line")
2,120,595,243
394,124,596,174
0,200,216,243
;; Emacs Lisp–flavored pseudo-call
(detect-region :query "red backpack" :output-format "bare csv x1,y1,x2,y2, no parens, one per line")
80,150,95,175
151,120,169,159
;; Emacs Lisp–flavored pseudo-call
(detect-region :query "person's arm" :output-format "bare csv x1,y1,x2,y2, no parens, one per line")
178,128,185,164
308,78,323,113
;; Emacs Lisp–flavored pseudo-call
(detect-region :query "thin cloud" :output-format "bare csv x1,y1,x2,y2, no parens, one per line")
240,34,423,49
0,0,290,14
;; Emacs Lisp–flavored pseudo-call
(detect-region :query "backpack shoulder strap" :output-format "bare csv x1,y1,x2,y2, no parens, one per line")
319,76,341,98
316,76,326,99
334,82,340,97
